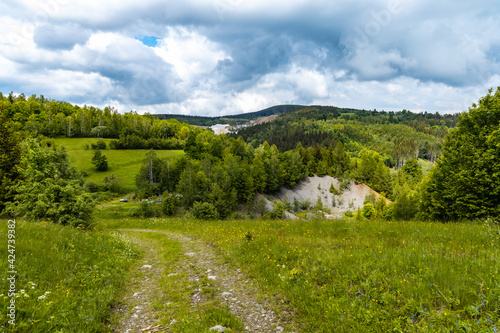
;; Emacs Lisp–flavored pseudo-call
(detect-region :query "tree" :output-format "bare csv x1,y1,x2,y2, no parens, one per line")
6,139,95,227
401,158,423,185
136,150,162,196
420,88,500,220
91,150,108,171
176,161,208,207
357,148,392,196
0,109,21,213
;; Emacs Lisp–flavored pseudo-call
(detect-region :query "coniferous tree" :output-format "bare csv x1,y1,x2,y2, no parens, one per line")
91,150,108,171
420,88,500,220
0,109,21,213
6,139,94,226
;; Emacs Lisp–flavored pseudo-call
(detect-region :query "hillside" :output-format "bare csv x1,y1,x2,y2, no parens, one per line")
232,105,458,166
53,138,184,193
153,104,304,126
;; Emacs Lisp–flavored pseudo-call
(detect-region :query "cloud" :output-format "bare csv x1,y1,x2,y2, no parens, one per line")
33,23,91,50
1,0,500,116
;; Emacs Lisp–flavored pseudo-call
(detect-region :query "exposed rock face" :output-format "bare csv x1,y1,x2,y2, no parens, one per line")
257,175,389,219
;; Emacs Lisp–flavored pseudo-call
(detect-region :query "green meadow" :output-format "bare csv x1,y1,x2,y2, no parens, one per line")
0,220,137,332
53,138,184,193
2,206,499,332
99,206,500,332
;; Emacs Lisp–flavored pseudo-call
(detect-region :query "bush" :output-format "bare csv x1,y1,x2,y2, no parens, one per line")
162,195,176,216
6,139,96,228
102,174,123,194
92,150,108,171
362,202,377,219
293,197,301,212
133,201,162,218
344,210,354,218
329,182,340,195
191,201,218,220
392,191,418,221
269,200,286,219
83,180,100,193
90,139,106,150
299,199,311,210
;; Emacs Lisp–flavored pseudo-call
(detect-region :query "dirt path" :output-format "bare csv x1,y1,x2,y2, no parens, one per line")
109,231,169,333
110,229,298,332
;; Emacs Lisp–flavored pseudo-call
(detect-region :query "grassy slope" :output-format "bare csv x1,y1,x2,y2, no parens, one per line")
100,208,500,332
53,138,184,193
0,220,137,332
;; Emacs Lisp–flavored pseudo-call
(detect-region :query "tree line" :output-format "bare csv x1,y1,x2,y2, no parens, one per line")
0,92,191,149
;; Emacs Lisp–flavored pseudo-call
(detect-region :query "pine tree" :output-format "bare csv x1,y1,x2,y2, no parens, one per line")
420,88,500,220
91,150,108,171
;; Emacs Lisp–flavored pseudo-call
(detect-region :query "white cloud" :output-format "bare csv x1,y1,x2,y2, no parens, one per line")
1,0,499,116
154,27,228,84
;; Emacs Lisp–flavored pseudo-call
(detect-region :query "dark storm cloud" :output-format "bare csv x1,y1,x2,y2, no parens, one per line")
215,35,292,83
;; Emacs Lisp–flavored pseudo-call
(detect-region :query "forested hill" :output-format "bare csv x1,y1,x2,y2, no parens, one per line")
153,104,305,126
231,105,459,167
2,89,499,224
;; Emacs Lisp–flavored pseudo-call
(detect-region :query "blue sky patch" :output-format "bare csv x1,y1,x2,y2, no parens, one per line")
136,35,161,47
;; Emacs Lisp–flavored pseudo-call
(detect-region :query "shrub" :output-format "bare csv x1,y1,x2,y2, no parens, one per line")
392,190,418,221
133,201,162,218
283,195,292,211
293,197,301,212
6,139,95,228
269,200,286,219
83,180,100,193
162,195,176,216
329,182,340,195
90,139,106,150
92,150,108,171
344,210,354,218
299,199,311,210
102,174,123,194
257,197,267,216
362,202,377,219
191,202,218,220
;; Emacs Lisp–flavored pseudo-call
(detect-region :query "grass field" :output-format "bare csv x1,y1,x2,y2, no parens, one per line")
0,219,137,332
53,138,184,193
100,209,500,332
7,138,499,331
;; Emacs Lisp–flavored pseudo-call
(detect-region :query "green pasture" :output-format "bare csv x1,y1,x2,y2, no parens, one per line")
53,138,184,193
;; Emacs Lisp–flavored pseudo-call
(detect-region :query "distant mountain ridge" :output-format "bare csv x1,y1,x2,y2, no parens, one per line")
153,104,305,126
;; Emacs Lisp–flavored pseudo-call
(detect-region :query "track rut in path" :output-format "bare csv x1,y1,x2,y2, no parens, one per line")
111,229,298,333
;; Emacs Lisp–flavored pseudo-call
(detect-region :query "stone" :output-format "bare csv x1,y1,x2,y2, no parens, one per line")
209,325,227,332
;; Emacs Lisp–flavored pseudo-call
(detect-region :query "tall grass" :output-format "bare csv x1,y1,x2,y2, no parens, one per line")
104,216,500,332
0,220,137,332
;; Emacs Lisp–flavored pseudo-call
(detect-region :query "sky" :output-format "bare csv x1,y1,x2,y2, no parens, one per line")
1,0,499,116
